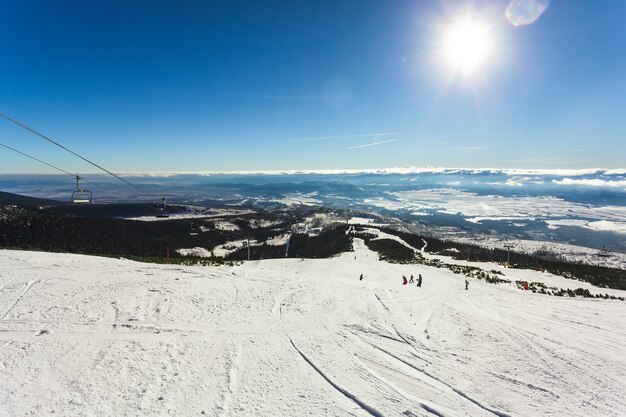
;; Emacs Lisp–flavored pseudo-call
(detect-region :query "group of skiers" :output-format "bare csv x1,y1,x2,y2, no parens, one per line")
358,273,470,290
358,273,423,287
402,274,422,286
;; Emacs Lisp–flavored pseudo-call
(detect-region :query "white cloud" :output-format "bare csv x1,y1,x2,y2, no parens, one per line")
505,178,523,187
552,178,626,188
111,167,626,177
286,132,401,143
346,139,398,149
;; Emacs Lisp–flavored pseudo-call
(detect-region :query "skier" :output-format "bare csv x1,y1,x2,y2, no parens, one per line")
465,279,469,290
409,274,414,283
359,274,364,281
417,274,422,287
402,276,408,285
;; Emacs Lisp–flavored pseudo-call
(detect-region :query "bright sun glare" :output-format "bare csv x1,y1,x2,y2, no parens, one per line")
442,17,493,75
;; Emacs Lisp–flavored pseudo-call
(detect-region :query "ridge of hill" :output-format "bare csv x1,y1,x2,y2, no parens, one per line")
0,190,64,207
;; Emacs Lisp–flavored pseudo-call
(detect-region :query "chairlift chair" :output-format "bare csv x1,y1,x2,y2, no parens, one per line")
155,197,170,218
189,224,200,236
72,176,92,204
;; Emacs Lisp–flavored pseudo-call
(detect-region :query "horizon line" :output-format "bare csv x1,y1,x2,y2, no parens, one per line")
1,166,625,177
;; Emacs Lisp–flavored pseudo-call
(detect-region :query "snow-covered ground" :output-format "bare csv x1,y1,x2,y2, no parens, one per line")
348,217,377,225
177,235,289,259
449,235,626,270
213,220,240,232
264,233,290,246
1,245,625,416
248,219,283,229
270,192,322,207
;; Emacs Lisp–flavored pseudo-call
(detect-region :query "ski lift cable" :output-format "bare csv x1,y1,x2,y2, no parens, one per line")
1,140,208,235
0,114,206,230
1,111,287,237
528,252,545,270
0,141,114,193
0,111,148,194
0,141,133,202
1,113,168,208
2,142,111,202
0,141,77,178
491,250,504,264
484,250,496,263
0,141,104,204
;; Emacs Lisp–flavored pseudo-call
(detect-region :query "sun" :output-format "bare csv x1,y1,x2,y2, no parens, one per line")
441,17,494,75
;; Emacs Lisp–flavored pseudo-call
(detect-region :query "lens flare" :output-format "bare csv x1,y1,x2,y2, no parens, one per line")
506,0,549,26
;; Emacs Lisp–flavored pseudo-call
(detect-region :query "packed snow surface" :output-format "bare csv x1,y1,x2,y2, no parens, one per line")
1,244,625,417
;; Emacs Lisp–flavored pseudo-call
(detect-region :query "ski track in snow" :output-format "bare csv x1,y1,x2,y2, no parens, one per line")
354,356,448,417
220,343,242,415
1,274,41,319
1,243,625,416
351,330,510,417
289,338,384,417
373,292,391,313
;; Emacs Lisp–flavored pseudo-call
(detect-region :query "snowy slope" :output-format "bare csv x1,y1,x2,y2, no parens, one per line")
1,243,625,417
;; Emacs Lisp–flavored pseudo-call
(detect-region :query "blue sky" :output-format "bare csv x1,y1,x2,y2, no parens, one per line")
0,0,625,173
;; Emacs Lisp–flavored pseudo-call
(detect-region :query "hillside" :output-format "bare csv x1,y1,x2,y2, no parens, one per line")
1,241,625,416
0,191,64,207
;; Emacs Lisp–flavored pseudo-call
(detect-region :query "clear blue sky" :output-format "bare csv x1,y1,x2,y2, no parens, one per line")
1,0,625,173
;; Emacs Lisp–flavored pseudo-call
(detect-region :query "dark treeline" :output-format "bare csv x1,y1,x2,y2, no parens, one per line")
1,204,352,262
0,206,225,258
364,238,416,263
45,203,188,219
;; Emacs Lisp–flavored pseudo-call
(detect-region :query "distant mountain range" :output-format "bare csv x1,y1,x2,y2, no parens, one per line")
1,168,625,251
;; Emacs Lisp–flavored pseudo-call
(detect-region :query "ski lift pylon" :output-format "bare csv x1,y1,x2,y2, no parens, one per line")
72,175,92,203
597,246,612,258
